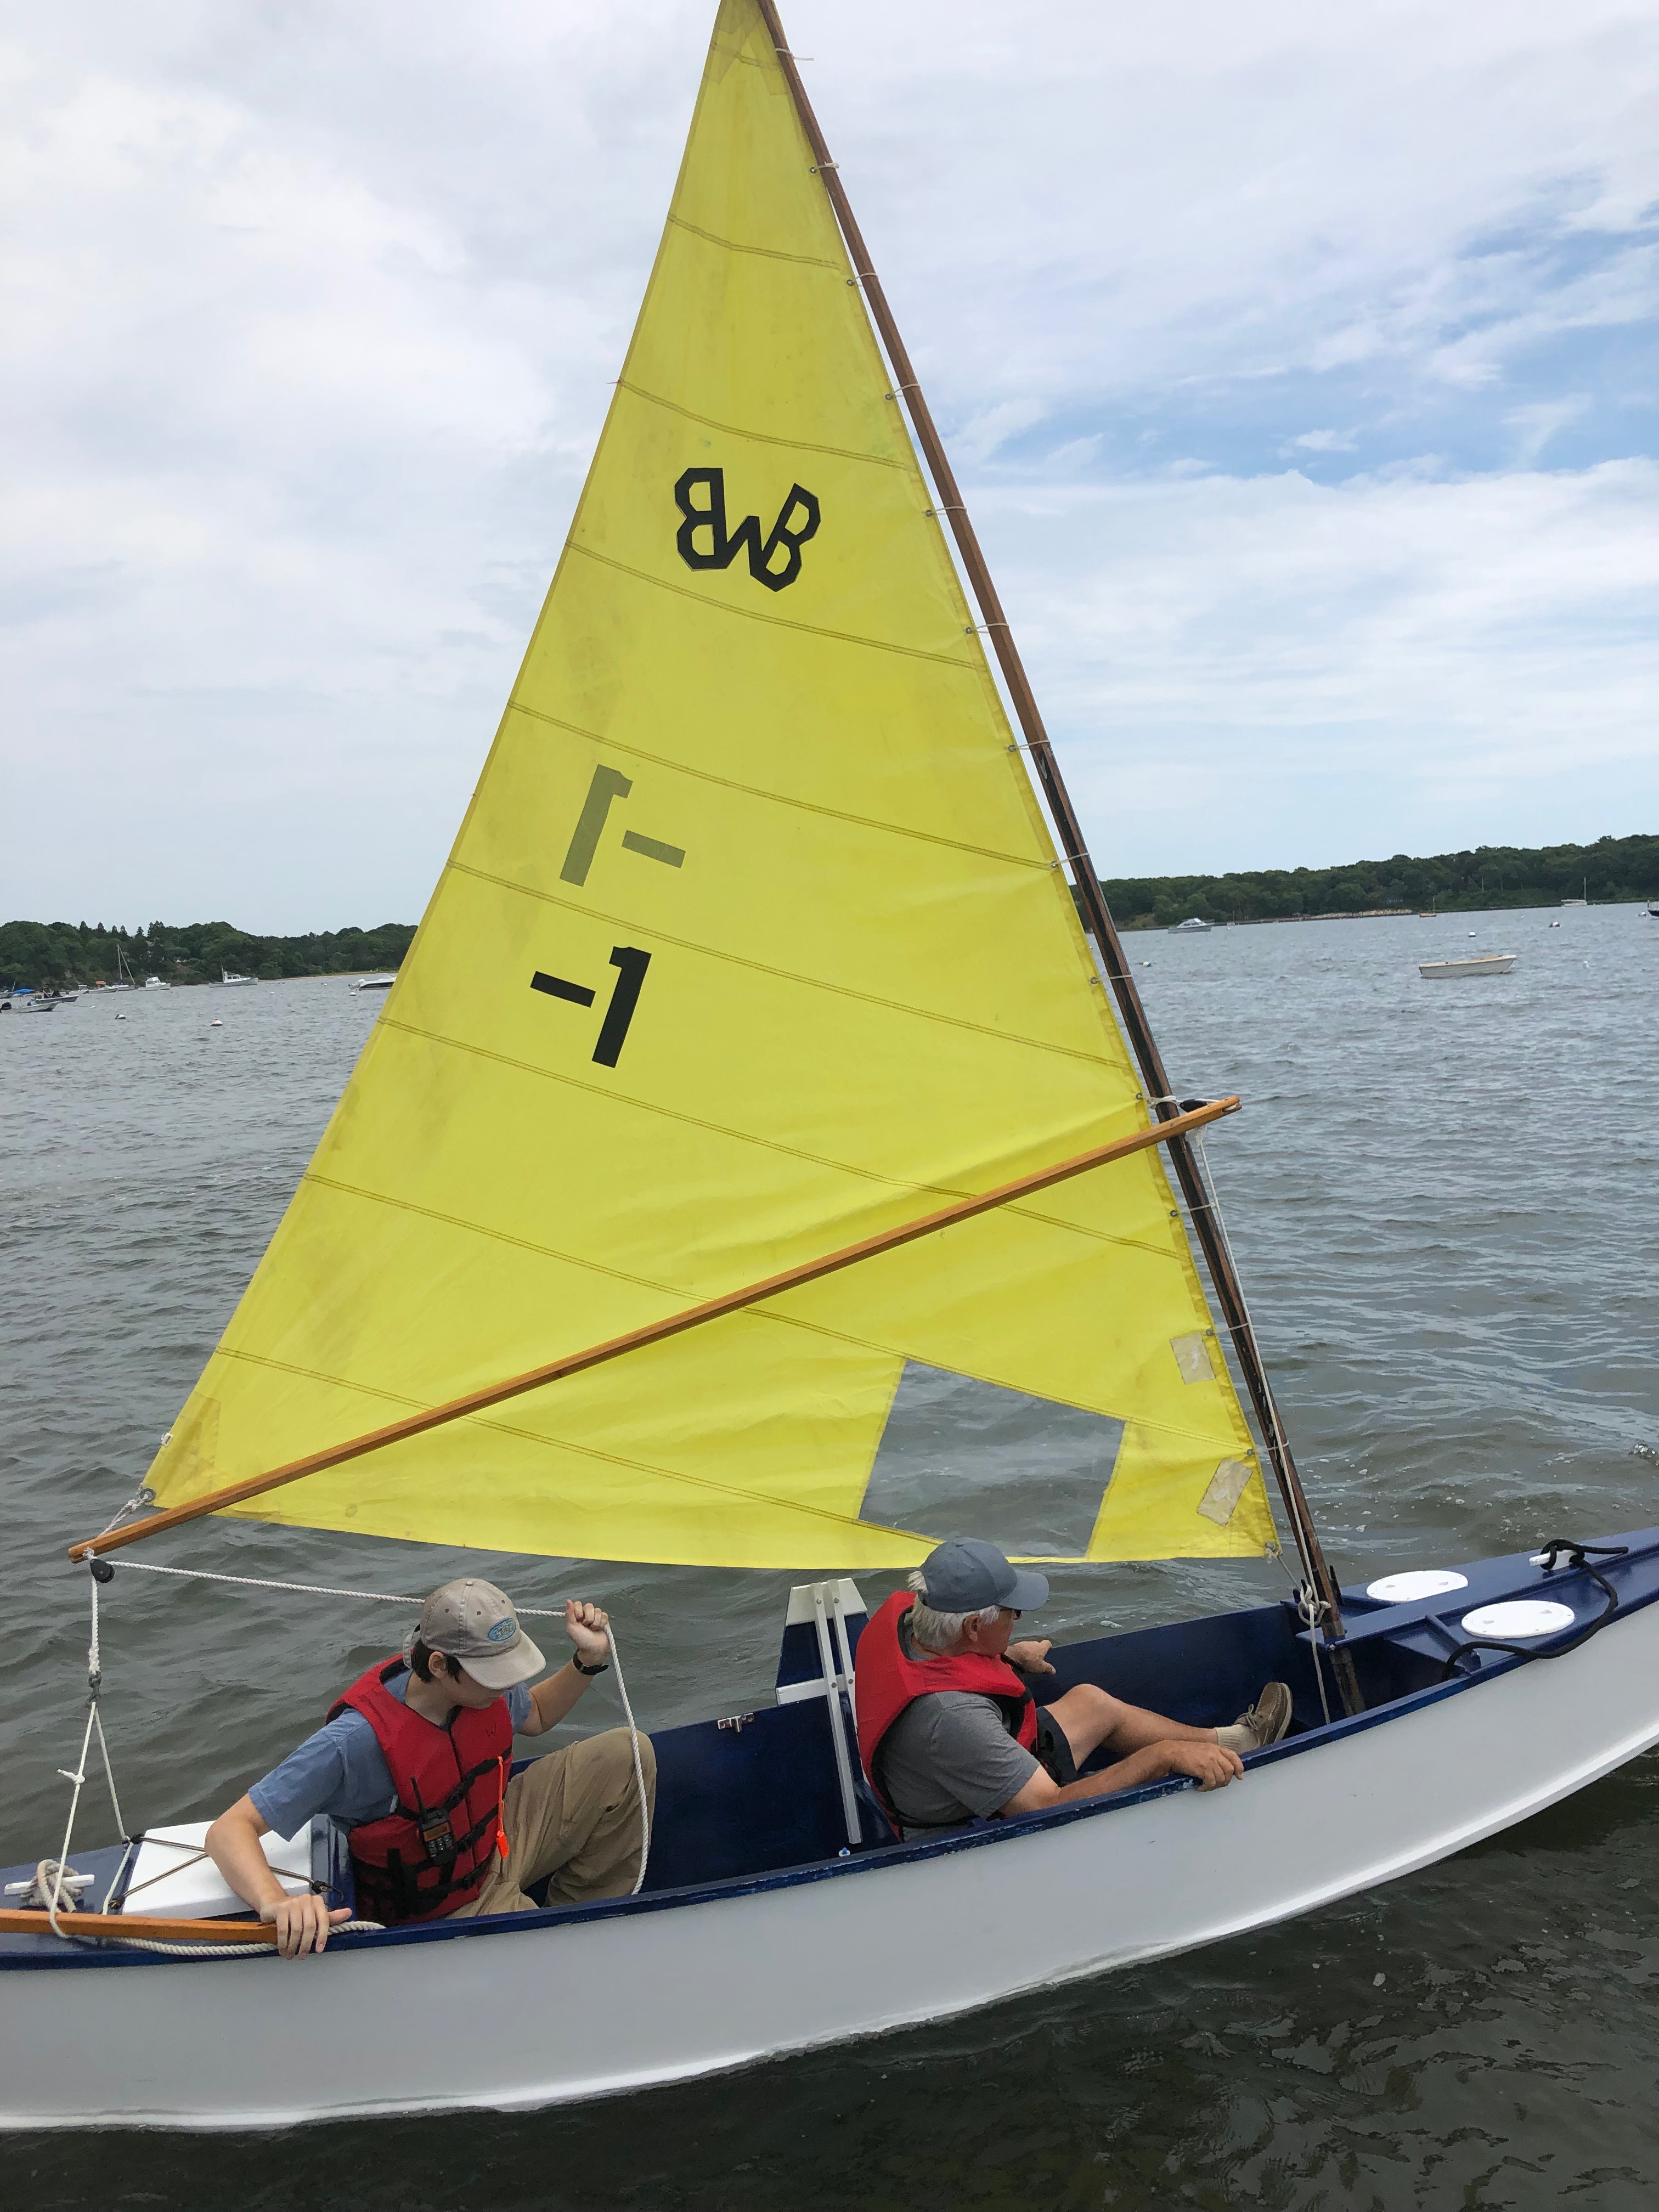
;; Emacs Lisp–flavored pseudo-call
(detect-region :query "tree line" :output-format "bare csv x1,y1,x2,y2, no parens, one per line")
0,917,416,990
1097,833,1659,932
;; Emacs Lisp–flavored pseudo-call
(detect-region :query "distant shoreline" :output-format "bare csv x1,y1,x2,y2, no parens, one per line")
1096,832,1657,932
0,917,413,993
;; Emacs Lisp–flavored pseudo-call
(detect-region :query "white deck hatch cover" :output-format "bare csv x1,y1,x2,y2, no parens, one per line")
1365,1570,1470,1602
1460,1600,1576,1640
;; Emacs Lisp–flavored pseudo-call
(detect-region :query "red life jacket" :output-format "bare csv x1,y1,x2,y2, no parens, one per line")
853,1592,1039,1828
328,1658,513,1925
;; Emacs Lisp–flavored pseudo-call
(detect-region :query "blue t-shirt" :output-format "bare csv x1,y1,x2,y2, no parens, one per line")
249,1670,533,1839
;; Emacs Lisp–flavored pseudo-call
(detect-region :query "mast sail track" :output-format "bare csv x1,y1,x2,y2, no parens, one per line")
757,0,1355,1691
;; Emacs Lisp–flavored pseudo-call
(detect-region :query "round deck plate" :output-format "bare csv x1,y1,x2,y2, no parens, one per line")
1365,1570,1469,1602
1460,1600,1576,1639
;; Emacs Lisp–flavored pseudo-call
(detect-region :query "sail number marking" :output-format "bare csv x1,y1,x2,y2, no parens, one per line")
532,947,652,1068
674,467,820,593
561,766,685,888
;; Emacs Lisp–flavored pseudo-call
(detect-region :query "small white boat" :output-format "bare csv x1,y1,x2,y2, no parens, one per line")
218,970,258,988
143,977,169,991
1418,953,1516,979
1169,917,1211,934
349,974,397,993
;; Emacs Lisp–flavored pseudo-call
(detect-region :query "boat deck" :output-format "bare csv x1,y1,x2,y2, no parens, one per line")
6,1528,1656,1970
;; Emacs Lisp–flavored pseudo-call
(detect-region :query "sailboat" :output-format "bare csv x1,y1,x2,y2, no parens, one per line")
4,0,1656,2132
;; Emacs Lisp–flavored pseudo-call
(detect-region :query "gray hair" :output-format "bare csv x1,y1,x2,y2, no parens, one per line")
906,1570,1000,1654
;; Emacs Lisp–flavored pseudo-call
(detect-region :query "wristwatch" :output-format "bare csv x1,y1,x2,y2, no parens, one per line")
571,1652,610,1676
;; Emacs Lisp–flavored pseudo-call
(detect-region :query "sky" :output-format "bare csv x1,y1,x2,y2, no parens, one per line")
4,0,1656,931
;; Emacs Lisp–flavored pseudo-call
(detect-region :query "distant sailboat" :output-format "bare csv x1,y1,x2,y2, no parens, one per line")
5,0,1656,2131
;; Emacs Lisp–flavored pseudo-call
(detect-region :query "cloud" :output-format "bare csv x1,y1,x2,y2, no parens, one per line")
986,457,1659,871
3,0,1656,924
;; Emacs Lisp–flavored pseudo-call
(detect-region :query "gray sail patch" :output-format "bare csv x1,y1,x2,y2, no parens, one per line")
857,1361,1124,1558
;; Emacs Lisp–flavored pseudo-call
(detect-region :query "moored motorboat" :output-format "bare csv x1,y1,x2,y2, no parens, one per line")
348,973,396,992
218,970,258,988
1169,917,1212,933
1418,953,1516,979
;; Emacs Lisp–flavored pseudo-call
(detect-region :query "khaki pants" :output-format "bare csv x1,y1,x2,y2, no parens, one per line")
452,1727,657,1916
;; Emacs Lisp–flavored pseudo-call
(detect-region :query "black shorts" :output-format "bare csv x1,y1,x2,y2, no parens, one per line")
1034,1710,1078,1788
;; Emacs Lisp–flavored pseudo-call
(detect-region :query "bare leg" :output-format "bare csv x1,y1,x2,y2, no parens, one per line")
1046,1683,1218,1767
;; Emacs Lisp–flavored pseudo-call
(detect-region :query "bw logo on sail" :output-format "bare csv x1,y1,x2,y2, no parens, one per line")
674,467,820,592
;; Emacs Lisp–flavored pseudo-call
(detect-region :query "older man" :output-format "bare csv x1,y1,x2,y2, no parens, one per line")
855,1538,1291,1838
206,1578,654,1956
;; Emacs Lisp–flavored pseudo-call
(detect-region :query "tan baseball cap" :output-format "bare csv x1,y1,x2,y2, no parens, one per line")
402,1578,545,1691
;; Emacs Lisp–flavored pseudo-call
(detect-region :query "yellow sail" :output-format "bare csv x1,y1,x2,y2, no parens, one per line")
144,0,1274,1569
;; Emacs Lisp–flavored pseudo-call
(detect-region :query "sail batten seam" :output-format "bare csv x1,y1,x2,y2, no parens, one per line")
444,863,1116,1067
296,1157,1180,1324
666,211,839,269
614,376,906,471
503,700,1048,872
568,543,979,669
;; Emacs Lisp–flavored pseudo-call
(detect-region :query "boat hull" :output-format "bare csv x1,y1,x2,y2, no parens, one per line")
4,1586,1657,2132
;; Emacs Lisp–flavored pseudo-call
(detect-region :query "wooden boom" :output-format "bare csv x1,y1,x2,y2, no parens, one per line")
0,1909,276,1945
70,1097,1239,1561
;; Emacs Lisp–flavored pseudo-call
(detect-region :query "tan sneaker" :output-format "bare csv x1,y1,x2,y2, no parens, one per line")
1233,1680,1293,1750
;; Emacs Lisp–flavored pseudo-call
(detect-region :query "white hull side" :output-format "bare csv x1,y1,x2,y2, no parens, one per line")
5,1602,1658,2131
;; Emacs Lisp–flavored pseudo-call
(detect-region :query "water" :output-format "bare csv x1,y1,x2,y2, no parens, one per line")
3,907,1656,2208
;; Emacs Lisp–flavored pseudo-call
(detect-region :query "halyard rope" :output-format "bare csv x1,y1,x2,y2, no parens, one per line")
605,1618,652,1895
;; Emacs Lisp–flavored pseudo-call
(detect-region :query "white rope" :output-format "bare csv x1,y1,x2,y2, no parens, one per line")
82,1920,386,1960
604,1621,652,1897
109,1560,569,1616
44,1572,129,1933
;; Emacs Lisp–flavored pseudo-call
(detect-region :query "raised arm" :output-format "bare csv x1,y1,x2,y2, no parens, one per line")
205,1794,349,1958
516,1600,614,1735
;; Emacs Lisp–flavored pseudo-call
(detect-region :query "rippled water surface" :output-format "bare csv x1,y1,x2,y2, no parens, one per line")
3,905,1656,2209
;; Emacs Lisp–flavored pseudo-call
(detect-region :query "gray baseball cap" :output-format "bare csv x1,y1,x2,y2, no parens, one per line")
918,1538,1049,1615
402,1578,545,1691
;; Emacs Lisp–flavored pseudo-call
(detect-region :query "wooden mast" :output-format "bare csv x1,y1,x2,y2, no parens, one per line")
754,0,1358,1696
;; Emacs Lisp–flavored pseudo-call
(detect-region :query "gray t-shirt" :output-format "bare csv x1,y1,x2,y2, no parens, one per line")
874,1621,1039,1838
249,1669,533,1839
